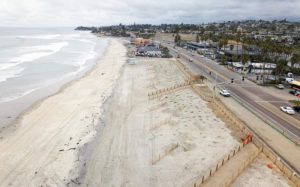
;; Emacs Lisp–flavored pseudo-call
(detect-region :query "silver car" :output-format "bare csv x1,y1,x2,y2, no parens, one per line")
280,106,295,115
220,90,230,97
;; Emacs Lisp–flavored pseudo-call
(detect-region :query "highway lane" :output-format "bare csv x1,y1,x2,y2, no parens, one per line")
162,42,300,141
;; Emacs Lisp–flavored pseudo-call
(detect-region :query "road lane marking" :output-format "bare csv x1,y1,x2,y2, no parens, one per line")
256,102,300,130
230,91,299,140
167,44,230,82
266,102,300,125
181,52,230,81
167,43,300,136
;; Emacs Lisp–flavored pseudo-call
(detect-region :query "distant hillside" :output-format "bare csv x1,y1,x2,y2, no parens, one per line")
75,26,97,31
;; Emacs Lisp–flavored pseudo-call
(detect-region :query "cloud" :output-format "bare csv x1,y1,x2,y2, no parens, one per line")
0,0,299,27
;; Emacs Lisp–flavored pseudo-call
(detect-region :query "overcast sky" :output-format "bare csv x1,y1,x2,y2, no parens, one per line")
0,0,300,27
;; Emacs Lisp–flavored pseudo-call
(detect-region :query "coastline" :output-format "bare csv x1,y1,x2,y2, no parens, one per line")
0,38,127,186
0,31,108,129
0,38,108,130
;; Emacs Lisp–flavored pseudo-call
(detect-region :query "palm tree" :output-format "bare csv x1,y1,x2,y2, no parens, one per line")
291,53,300,68
236,31,241,61
218,40,223,50
223,37,228,51
273,59,288,76
196,34,200,43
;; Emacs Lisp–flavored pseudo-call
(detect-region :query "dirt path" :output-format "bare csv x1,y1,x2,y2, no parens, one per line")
83,60,152,186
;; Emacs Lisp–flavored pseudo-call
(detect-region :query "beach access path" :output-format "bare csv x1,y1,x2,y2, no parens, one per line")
0,39,126,186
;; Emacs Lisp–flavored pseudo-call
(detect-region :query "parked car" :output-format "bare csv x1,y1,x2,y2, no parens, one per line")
285,77,294,82
293,106,300,112
280,106,295,115
289,90,300,96
220,90,230,97
275,84,284,89
266,76,275,81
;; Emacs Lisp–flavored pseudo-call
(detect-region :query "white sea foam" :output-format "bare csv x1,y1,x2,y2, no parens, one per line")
14,42,69,62
0,42,68,84
0,88,36,102
0,29,106,105
0,67,25,83
17,34,60,40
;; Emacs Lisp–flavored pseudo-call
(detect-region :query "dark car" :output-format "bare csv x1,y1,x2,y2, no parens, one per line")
293,106,300,112
289,90,300,96
289,90,295,95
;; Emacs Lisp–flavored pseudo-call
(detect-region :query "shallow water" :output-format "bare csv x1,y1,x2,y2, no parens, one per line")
0,27,109,126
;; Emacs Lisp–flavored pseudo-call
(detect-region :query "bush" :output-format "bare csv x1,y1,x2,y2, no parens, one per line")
161,47,172,58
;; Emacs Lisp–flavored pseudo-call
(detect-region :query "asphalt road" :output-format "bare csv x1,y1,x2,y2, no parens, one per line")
161,41,300,142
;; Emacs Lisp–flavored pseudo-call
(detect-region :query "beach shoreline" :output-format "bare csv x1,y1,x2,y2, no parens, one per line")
0,30,108,129
0,38,127,186
0,38,109,130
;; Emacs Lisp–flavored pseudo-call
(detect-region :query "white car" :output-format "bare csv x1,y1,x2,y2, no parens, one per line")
200,55,204,58
220,90,230,97
285,77,294,82
280,106,295,115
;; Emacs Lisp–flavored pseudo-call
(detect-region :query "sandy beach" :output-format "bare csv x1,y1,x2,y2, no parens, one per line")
0,39,126,186
0,39,293,187
83,57,240,186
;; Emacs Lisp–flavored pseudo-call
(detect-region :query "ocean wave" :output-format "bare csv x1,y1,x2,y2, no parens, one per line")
9,42,68,64
0,67,25,83
16,34,61,40
0,88,36,102
0,42,69,81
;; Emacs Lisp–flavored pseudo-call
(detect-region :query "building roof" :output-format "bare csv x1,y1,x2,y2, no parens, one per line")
290,80,300,87
137,46,160,52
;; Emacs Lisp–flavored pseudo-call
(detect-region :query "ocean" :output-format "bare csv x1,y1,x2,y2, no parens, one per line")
0,27,109,126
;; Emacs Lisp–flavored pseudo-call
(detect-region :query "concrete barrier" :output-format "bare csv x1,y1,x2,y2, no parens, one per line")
262,147,300,186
